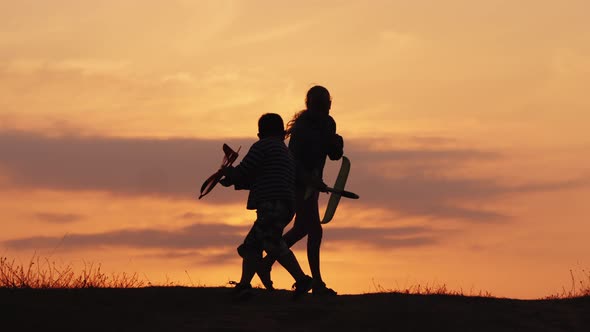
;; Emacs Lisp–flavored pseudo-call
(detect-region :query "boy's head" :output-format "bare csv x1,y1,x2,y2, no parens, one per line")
258,113,286,139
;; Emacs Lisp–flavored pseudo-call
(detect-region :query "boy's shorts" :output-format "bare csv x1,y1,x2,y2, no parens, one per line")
237,200,294,259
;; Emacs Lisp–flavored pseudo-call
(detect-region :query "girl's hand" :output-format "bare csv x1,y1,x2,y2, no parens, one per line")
332,134,343,147
327,134,344,160
311,177,328,192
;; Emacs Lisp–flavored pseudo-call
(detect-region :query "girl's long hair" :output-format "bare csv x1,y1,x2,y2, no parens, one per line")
285,110,305,139
285,86,331,139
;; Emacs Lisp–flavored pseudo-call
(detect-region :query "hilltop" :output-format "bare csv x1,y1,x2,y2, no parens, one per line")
1,287,589,331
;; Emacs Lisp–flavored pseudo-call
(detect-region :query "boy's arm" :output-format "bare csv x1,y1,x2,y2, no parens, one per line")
220,170,251,190
221,142,263,189
326,117,344,160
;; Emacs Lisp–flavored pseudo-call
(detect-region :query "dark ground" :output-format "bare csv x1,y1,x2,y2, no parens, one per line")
1,287,589,331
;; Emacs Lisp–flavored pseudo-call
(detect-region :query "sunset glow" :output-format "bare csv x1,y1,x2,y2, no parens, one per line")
1,0,589,298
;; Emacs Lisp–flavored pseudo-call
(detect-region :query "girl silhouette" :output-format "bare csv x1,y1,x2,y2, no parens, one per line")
260,85,343,295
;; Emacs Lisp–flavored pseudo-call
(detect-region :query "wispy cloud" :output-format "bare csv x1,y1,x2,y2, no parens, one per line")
226,20,315,47
2,223,440,262
2,223,247,252
34,212,84,224
324,225,439,249
142,251,240,267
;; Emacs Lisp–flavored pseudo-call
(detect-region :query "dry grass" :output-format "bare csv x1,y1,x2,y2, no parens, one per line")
0,255,144,289
369,269,590,300
3,255,589,300
369,278,493,297
544,269,590,299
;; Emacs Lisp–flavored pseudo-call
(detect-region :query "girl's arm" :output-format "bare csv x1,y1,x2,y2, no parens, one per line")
326,117,344,160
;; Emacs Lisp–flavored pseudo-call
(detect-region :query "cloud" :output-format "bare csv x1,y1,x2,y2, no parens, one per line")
227,20,315,47
143,251,239,266
339,139,586,221
161,72,195,84
345,139,498,163
0,130,585,222
34,212,84,224
2,223,440,263
0,129,252,202
177,212,207,220
344,160,585,222
323,225,439,249
2,223,248,252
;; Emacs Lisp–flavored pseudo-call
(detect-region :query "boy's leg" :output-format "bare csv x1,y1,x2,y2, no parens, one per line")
268,234,313,297
231,258,254,300
238,256,259,286
259,200,312,295
275,250,305,280
257,192,311,288
236,225,263,287
258,207,307,286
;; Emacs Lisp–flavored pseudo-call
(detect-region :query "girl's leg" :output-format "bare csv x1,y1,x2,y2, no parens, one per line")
282,211,310,247
301,192,336,295
303,192,324,282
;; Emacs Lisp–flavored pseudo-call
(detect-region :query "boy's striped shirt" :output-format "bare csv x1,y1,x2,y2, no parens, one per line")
232,137,295,210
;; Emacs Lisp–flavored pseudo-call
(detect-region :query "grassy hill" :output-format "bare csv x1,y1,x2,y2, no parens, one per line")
2,287,589,331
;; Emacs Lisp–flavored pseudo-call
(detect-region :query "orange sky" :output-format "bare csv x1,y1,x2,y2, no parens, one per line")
1,0,589,298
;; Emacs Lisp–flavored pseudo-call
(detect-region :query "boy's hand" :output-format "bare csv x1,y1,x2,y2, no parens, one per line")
220,165,234,176
220,177,232,187
219,166,234,187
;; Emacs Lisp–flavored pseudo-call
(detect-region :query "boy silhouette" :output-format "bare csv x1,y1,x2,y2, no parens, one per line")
220,113,313,298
